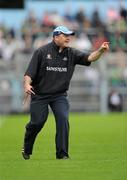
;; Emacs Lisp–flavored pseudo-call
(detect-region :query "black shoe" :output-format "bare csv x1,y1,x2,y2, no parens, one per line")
62,156,69,160
22,149,30,160
56,156,69,160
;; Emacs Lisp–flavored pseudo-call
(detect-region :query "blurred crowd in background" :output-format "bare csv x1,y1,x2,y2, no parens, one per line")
0,5,127,61
1,1,127,113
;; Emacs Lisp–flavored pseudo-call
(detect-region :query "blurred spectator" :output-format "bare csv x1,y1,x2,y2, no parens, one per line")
107,7,119,25
120,6,127,21
107,6,127,32
41,10,55,28
75,7,90,31
115,16,127,32
51,11,64,26
64,7,74,22
21,34,34,54
83,67,100,92
63,7,77,30
75,7,85,26
0,29,5,58
1,33,20,61
108,89,123,112
123,63,127,86
91,8,105,29
92,31,108,50
21,9,40,40
33,36,51,49
109,31,127,52
71,33,92,51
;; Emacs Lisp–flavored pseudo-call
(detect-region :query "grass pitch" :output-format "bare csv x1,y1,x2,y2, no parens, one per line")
0,113,127,180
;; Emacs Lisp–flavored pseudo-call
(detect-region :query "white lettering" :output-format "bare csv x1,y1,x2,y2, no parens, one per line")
46,66,67,72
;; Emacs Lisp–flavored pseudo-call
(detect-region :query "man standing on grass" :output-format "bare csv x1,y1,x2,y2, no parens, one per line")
22,26,109,160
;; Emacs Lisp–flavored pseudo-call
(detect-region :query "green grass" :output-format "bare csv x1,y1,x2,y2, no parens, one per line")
0,113,127,180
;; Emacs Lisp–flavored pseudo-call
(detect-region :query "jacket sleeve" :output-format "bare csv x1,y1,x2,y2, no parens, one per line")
72,48,91,66
24,49,41,80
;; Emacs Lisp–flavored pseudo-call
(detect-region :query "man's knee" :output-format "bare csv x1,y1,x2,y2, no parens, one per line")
57,110,68,120
26,122,43,133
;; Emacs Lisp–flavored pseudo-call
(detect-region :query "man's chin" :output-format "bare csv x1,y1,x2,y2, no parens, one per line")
64,43,69,47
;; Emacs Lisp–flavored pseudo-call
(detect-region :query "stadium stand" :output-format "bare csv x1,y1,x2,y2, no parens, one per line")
0,0,127,113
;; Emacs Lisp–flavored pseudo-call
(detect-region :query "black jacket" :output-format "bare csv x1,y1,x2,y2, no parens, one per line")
25,41,91,95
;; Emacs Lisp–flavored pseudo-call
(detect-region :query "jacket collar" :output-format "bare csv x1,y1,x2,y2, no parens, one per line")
52,40,60,51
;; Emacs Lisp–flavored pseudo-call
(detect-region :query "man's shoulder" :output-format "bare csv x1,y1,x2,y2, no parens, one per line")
67,46,75,53
69,47,89,55
68,47,80,53
37,42,52,52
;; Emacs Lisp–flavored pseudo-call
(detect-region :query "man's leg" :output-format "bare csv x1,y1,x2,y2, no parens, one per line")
50,95,70,159
23,98,49,158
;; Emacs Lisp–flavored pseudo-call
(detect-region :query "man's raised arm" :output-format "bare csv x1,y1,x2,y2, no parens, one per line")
88,42,109,62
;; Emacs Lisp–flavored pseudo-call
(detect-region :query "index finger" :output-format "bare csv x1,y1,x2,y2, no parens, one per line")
103,42,110,45
28,89,35,95
30,89,35,95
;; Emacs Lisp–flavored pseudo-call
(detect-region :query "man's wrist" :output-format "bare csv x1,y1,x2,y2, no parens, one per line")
98,48,105,54
24,82,30,86
24,81,30,86
24,76,32,86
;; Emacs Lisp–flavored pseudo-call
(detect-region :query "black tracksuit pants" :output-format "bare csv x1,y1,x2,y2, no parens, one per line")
23,94,69,158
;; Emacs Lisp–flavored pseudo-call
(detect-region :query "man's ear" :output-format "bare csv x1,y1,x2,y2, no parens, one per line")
54,36,59,42
55,36,59,40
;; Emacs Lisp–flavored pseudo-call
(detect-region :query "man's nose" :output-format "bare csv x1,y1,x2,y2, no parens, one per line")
66,36,70,40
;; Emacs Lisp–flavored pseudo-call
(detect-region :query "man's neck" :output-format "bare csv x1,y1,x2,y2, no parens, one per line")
53,40,65,52
59,47,64,53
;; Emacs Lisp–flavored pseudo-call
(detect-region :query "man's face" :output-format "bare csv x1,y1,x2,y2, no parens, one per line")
54,33,72,48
